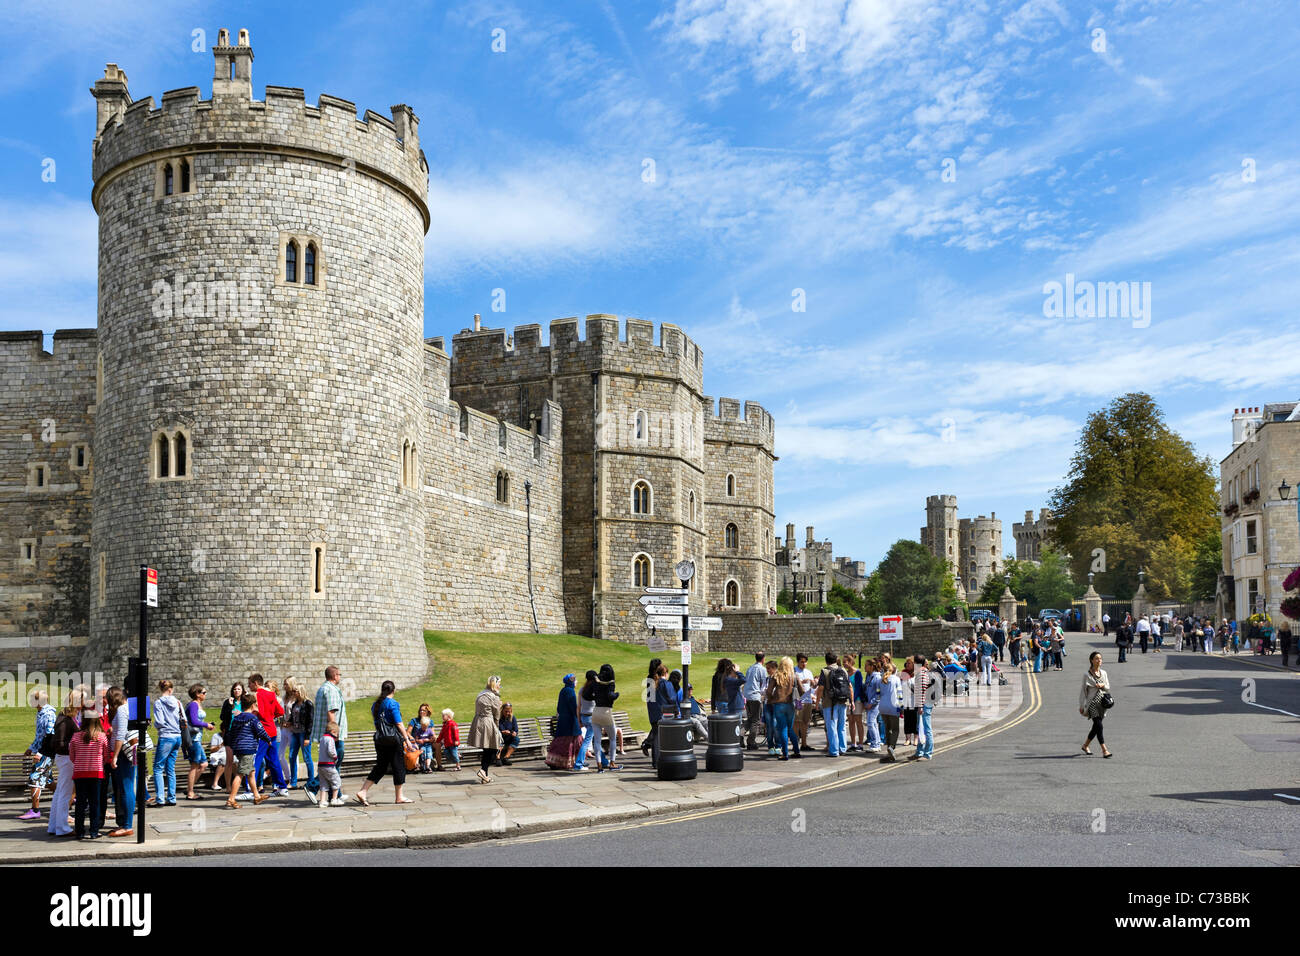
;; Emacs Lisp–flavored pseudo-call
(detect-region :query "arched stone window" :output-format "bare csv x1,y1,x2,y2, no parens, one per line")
151,427,192,481
179,158,190,193
632,480,651,515
311,543,326,596
633,553,652,588
163,163,174,196
726,473,735,497
725,580,739,607
285,240,298,283
688,491,696,524
156,433,170,477
725,523,738,548
304,243,316,285
634,409,647,442
496,470,510,504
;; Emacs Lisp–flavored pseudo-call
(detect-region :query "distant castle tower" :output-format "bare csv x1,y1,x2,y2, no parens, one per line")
920,494,958,578
958,513,1002,598
1012,508,1056,562
83,31,430,688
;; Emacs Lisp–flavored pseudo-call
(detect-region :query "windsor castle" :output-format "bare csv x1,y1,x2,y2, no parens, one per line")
0,32,777,689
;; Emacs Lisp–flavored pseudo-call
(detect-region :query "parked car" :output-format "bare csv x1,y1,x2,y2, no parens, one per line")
1039,608,1065,622
969,609,997,623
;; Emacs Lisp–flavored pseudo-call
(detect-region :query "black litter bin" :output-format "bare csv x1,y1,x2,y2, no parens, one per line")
656,716,698,780
705,712,744,772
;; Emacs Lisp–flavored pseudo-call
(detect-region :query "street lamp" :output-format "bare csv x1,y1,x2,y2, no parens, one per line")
790,571,800,615
818,568,826,611
1279,478,1292,501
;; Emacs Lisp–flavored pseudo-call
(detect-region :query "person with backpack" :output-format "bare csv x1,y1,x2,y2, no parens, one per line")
815,651,851,757
225,693,272,809
46,687,84,837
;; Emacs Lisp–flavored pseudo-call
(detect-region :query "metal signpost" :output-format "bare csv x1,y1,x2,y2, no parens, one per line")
134,566,157,843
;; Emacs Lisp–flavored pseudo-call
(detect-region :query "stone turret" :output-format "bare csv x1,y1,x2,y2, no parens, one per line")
84,30,429,690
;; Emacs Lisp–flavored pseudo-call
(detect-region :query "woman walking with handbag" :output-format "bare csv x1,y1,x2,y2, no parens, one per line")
469,676,504,783
354,681,414,805
1078,651,1113,758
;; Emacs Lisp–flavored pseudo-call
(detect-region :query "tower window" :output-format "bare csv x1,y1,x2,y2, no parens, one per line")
632,480,651,515
71,443,89,470
164,163,174,196
725,523,738,548
496,470,510,504
311,544,326,596
285,240,298,283
304,243,316,285
633,553,652,588
179,158,190,193
28,464,48,490
634,410,646,442
726,473,735,497
18,539,36,566
725,580,739,607
152,427,193,481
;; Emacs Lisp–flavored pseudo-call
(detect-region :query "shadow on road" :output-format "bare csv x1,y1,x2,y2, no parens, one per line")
1152,787,1299,805
1118,676,1300,716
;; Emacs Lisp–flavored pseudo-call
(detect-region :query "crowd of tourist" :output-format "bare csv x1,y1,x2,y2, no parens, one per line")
20,608,1290,840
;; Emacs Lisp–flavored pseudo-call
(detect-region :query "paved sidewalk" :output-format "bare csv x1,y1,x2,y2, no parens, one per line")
2,672,1022,863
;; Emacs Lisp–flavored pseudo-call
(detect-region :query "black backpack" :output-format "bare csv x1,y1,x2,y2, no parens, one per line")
823,666,851,704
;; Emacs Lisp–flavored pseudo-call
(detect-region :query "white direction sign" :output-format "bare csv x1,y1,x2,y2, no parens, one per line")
879,614,903,641
646,615,684,630
644,587,688,596
689,617,723,631
642,605,689,616
640,594,688,606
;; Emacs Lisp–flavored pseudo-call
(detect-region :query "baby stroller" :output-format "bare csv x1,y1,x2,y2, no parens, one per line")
942,662,970,696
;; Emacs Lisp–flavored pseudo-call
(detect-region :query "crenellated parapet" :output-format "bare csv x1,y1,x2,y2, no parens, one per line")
90,29,428,230
703,396,775,453
450,315,704,395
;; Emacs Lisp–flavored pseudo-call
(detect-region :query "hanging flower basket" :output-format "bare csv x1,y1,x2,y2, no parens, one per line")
1283,566,1300,592
1281,595,1300,621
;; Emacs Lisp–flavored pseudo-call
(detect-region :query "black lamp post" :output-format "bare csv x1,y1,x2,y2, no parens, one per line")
818,568,826,612
1279,478,1292,501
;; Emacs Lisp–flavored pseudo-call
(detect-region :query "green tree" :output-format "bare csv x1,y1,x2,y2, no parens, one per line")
1190,529,1223,602
1033,547,1079,608
1048,393,1217,600
873,539,950,619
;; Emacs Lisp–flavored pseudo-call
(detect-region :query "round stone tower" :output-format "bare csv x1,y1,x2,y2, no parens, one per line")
84,30,430,692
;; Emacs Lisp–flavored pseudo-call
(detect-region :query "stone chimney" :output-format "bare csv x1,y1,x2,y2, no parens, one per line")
213,28,254,99
806,526,815,547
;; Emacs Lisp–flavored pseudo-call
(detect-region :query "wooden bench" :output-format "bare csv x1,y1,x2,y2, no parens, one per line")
0,753,44,791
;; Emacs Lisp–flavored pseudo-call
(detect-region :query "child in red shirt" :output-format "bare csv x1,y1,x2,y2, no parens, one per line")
437,709,461,771
68,720,108,840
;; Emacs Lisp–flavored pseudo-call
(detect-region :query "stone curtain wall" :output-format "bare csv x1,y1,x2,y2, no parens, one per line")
84,54,429,693
0,331,96,671
704,611,975,662
421,345,566,633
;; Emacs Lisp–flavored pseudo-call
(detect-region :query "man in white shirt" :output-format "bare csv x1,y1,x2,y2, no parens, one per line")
1136,614,1151,654
793,654,818,751
1102,612,1110,635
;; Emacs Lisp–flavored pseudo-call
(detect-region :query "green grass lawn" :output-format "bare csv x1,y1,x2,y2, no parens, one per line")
0,632,910,756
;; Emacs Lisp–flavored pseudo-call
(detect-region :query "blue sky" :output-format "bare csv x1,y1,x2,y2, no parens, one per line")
3,0,1299,568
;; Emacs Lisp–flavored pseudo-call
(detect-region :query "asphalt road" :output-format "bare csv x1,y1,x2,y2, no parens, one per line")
116,638,1300,866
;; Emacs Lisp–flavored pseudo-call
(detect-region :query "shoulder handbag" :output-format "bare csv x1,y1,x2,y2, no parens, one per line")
373,701,399,741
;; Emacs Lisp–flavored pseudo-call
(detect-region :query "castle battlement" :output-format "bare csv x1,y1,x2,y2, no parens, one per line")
702,395,775,449
448,315,705,391
90,32,428,228
423,341,558,455
0,329,97,365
